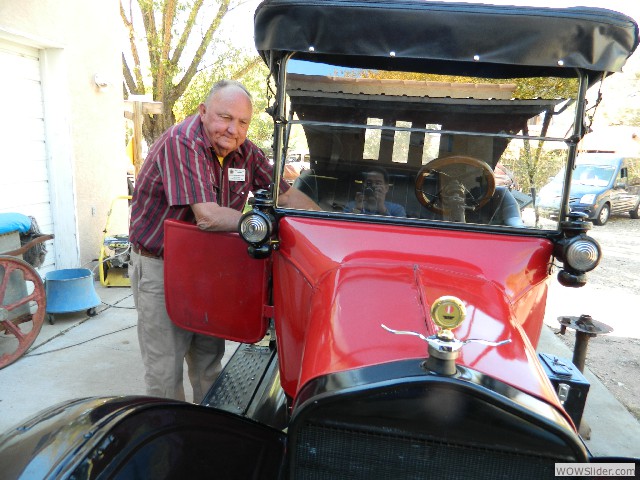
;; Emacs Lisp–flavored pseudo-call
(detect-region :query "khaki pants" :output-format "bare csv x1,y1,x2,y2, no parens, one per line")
130,250,225,403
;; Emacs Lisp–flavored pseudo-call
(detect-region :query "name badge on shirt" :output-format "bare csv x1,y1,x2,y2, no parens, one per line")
228,168,246,182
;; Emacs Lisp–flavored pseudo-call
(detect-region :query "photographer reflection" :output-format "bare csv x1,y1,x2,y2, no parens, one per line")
345,167,406,216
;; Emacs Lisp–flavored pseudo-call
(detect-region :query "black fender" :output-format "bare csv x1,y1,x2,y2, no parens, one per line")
0,396,285,479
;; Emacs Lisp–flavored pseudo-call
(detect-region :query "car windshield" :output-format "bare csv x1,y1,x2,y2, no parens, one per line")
570,165,615,187
277,57,581,231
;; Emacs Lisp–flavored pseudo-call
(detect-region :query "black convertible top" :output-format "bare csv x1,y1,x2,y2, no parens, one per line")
254,0,638,77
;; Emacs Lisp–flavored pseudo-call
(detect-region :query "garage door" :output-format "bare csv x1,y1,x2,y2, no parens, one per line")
0,39,55,273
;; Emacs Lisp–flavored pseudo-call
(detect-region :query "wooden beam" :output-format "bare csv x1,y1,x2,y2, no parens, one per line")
123,99,164,175
123,100,163,115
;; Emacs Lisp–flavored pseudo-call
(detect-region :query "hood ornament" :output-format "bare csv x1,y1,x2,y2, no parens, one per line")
382,296,510,375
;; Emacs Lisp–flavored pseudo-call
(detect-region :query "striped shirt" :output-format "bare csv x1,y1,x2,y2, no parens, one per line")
129,114,283,257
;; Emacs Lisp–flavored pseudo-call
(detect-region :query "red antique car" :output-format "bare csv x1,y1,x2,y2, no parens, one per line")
0,1,638,478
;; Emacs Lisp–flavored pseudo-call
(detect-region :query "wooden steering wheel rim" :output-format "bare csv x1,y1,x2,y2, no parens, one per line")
415,155,496,215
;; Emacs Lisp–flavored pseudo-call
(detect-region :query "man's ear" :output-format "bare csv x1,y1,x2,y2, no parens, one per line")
198,103,206,117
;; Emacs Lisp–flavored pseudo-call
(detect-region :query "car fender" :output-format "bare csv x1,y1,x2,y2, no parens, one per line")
0,396,285,480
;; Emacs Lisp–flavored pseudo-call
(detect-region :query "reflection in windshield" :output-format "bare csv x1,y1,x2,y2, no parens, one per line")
343,167,407,217
571,165,614,187
278,58,579,230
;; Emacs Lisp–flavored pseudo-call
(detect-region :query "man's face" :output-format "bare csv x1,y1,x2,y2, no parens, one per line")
365,171,389,195
199,86,253,158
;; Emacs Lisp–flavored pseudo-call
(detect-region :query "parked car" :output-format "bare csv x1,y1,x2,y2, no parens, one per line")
1,1,639,478
537,153,640,225
283,150,310,184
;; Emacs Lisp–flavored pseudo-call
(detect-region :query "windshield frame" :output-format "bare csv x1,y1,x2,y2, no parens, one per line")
270,53,589,236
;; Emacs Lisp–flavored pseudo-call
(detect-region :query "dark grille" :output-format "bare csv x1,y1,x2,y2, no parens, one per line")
293,423,559,480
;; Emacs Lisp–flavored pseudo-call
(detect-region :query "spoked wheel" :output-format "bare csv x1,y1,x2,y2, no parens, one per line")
0,256,46,369
415,155,496,220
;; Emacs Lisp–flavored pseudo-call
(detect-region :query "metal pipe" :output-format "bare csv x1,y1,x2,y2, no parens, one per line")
572,331,591,373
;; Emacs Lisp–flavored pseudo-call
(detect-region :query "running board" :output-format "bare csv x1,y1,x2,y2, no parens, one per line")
202,343,277,417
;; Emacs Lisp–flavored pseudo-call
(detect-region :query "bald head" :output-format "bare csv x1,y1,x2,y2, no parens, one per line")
199,80,253,158
205,80,252,105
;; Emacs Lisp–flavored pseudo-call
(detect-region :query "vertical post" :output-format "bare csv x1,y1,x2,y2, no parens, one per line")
378,118,395,162
124,98,162,177
408,125,426,166
572,331,591,373
132,100,144,176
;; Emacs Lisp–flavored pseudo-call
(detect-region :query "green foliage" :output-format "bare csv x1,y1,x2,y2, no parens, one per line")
514,77,578,100
340,69,578,99
173,39,245,118
501,145,565,195
241,64,276,152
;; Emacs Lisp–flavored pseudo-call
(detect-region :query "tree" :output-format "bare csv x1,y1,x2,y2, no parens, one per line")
120,0,265,150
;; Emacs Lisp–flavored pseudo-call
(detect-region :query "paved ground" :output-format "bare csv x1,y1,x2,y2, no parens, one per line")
0,279,638,459
540,277,640,457
0,284,239,431
570,216,640,421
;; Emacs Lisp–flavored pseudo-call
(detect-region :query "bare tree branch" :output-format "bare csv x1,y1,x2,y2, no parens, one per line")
232,56,262,81
161,0,176,62
534,110,553,168
172,0,231,102
170,0,205,67
138,0,159,92
122,53,138,95
120,0,145,91
157,0,177,102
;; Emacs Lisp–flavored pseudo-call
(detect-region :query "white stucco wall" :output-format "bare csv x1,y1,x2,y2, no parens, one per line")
0,0,126,269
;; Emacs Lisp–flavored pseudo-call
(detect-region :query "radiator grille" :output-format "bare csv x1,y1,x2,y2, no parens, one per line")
293,423,558,480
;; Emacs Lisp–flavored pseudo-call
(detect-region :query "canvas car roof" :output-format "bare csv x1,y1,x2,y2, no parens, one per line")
254,0,639,79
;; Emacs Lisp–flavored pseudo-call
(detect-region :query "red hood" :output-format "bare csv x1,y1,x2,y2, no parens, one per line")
272,216,559,408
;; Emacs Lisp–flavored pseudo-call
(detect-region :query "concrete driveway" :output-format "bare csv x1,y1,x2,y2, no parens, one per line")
1,279,638,459
0,284,238,430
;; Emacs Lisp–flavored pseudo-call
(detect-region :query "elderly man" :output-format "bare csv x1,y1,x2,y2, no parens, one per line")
129,80,317,402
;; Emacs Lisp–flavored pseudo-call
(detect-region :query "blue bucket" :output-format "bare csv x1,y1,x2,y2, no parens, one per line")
45,268,101,314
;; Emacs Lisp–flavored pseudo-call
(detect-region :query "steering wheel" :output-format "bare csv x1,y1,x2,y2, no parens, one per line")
415,155,496,215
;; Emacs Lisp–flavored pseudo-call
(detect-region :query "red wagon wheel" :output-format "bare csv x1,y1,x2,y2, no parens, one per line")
0,256,46,369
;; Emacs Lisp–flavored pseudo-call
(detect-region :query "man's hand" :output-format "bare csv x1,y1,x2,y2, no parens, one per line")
278,187,321,210
358,187,387,214
373,187,387,214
